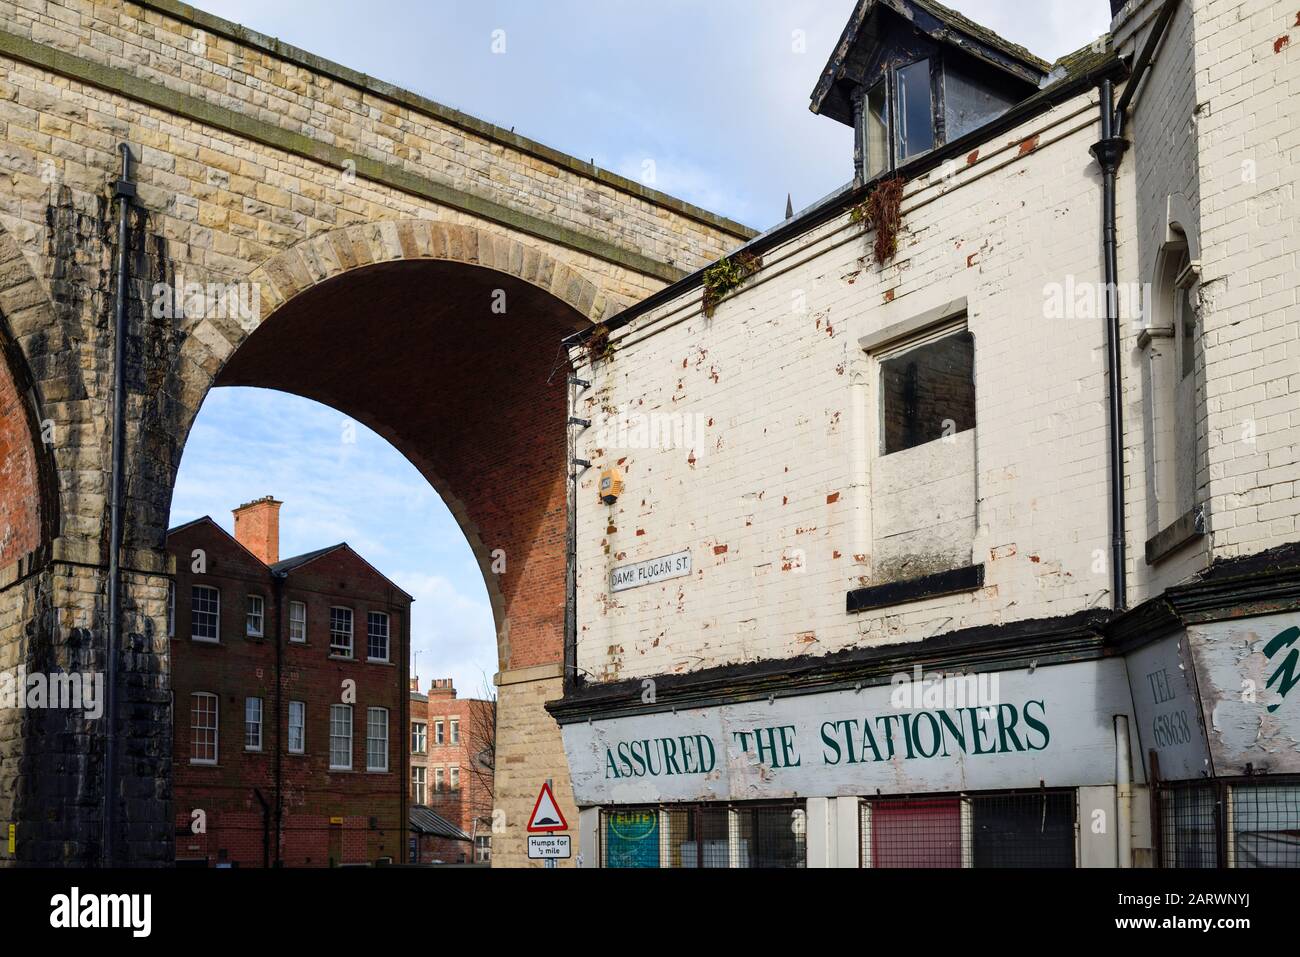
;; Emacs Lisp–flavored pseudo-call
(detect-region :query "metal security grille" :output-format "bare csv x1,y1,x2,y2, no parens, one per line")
599,802,806,868
1156,776,1300,868
861,790,1076,868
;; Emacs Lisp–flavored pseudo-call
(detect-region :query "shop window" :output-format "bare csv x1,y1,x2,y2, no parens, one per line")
863,791,1076,868
1229,780,1300,868
866,798,962,867
600,802,806,869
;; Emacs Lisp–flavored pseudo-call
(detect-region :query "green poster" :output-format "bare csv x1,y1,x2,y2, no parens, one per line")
605,810,659,868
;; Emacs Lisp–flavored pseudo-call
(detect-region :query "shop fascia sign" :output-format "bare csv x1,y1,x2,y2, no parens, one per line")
562,658,1141,805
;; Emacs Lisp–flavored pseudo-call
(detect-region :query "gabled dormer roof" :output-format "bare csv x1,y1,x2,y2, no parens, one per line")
810,0,1051,127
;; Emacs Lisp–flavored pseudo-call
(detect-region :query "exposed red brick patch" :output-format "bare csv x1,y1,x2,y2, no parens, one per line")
883,288,895,303
967,252,979,267
713,544,728,555
782,496,788,505
966,149,979,165
1017,133,1040,156
991,543,1017,560
832,550,842,559
826,492,840,504
635,528,645,536
795,632,818,645
1030,554,1041,563
606,525,617,534
1275,34,1291,53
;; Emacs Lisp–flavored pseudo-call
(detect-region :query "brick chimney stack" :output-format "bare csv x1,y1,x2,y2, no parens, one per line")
409,677,421,693
232,496,282,565
427,678,457,700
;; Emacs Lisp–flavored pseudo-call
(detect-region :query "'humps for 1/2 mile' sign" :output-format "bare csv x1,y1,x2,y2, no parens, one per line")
611,550,691,592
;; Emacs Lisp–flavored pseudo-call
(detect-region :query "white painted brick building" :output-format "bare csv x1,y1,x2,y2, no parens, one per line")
550,0,1300,869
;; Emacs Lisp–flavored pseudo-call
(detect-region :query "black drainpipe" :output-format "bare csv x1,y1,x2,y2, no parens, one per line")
103,142,135,867
272,570,287,867
1090,82,1129,612
565,371,590,692
253,788,271,870
1089,0,1181,613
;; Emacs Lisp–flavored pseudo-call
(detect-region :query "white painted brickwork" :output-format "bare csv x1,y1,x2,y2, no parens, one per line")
572,0,1300,683
574,95,1121,682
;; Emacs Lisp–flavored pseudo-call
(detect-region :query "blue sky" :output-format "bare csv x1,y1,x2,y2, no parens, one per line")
170,1,1112,696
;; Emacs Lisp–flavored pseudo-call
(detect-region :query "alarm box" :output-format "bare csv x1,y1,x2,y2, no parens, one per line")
599,468,624,505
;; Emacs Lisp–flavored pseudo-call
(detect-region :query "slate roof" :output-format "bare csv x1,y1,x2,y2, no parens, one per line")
409,805,472,842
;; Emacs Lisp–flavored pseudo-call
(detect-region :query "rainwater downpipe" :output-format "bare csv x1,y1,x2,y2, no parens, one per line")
103,142,135,867
1091,81,1129,612
1090,0,1182,613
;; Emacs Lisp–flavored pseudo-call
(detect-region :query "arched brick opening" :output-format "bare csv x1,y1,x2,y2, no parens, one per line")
172,221,608,674
163,223,605,865
209,255,587,672
0,229,61,568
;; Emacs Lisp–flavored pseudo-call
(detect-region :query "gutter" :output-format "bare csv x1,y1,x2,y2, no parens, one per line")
102,142,135,868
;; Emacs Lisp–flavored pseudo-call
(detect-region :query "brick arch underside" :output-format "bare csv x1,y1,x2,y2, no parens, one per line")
212,258,583,673
0,337,41,568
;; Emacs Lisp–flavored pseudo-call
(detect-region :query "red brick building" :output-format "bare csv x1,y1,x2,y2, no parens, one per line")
169,496,412,867
409,678,495,864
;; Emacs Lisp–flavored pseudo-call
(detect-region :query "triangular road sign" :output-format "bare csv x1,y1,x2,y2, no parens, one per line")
527,781,568,832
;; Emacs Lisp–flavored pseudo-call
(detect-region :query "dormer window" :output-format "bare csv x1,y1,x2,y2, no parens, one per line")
864,58,938,178
811,0,1050,183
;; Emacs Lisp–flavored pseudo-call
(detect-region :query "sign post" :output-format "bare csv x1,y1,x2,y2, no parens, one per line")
527,778,569,869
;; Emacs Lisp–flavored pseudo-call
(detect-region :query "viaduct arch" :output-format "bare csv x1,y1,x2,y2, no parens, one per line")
0,0,752,864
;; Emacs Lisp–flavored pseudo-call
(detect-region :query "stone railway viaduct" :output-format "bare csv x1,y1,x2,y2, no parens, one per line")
0,0,752,865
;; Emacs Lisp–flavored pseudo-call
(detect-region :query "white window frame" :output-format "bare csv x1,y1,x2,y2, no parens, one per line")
190,692,218,765
434,720,445,746
329,606,354,658
191,585,220,643
367,707,389,772
411,721,427,755
450,718,460,746
246,594,264,638
412,765,427,805
434,766,445,793
288,700,305,754
245,696,263,751
475,835,491,863
289,600,307,643
450,765,460,791
367,611,390,662
329,704,353,770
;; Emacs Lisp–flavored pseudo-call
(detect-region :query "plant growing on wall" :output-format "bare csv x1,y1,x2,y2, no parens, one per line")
850,176,906,266
701,251,763,318
585,321,614,365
